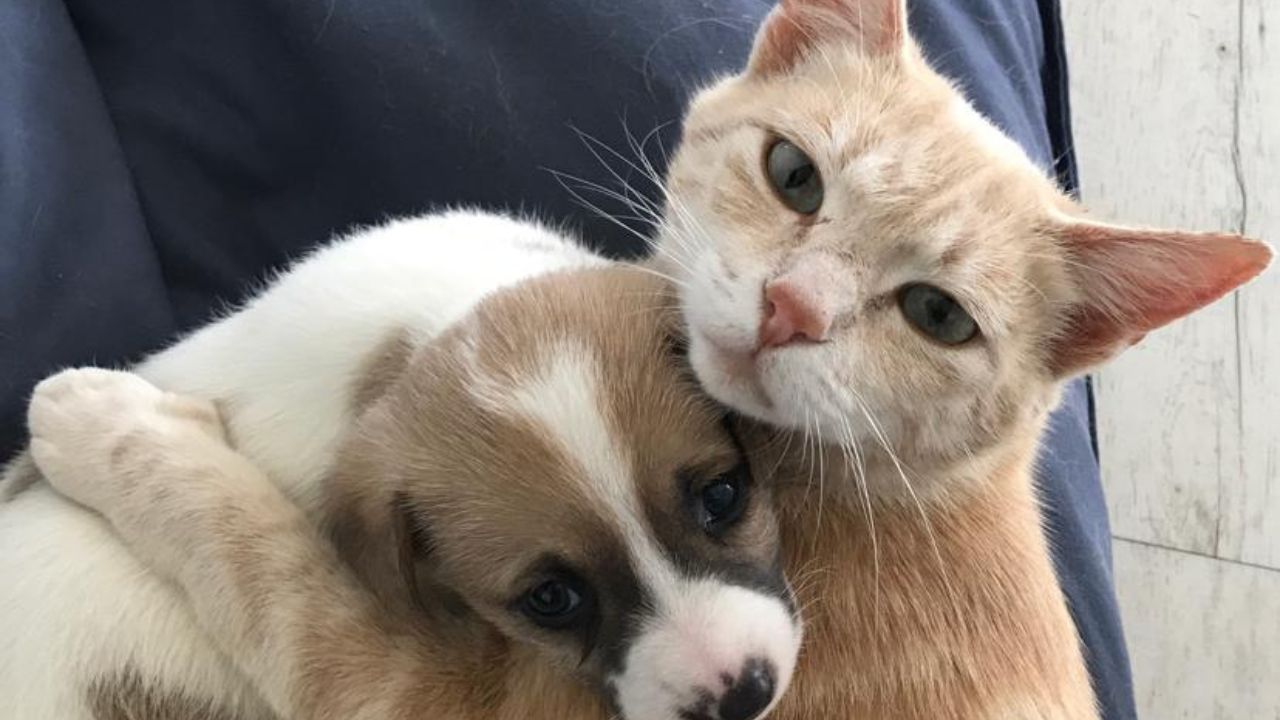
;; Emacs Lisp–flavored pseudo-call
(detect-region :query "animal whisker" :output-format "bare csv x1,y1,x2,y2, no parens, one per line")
848,391,963,624
838,412,880,637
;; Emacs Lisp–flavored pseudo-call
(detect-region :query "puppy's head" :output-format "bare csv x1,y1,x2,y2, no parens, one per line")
331,265,800,720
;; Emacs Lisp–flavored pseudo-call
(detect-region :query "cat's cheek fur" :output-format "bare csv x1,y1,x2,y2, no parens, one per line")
686,335,774,422
681,252,763,356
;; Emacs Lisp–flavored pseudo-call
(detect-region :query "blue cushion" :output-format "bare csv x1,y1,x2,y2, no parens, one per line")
0,1,1134,716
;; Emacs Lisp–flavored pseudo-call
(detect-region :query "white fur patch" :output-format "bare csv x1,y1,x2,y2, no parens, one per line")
497,343,680,594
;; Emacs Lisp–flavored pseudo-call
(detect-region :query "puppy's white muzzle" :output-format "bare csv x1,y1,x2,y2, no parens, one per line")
612,580,801,720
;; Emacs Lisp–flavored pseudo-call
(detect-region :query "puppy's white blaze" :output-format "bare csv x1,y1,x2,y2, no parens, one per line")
615,580,801,720
498,343,680,595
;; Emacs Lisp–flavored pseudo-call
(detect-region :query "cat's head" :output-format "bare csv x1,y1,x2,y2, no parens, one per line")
655,0,1271,484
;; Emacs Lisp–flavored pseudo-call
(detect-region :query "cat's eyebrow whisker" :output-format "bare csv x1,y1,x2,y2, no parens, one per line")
572,122,660,181
613,125,712,253
555,156,701,294
620,124,715,261
621,120,676,190
563,122,730,323
619,121,709,270
547,171,664,254
553,134,670,241
629,123,717,262
546,167,664,227
630,138,716,265
573,124,668,197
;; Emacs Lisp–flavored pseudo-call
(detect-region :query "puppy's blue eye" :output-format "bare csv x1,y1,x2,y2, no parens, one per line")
522,578,586,629
701,481,740,520
695,463,750,535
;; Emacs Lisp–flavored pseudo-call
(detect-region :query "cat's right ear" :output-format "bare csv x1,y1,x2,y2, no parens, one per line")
747,0,908,76
1046,220,1272,377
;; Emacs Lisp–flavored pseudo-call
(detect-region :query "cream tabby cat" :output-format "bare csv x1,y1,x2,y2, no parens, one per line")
21,0,1273,719
655,0,1270,717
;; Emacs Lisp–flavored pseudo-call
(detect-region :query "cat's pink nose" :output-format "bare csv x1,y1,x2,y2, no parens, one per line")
760,280,831,348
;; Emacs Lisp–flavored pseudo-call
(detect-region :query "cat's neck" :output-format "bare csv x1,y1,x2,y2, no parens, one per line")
763,428,1099,719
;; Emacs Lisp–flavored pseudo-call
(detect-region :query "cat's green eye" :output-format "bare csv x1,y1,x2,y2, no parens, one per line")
898,284,979,346
766,139,823,215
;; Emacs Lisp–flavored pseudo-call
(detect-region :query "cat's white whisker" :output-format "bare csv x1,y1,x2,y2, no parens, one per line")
613,122,722,276
849,392,962,624
545,172,676,269
616,262,688,291
546,167,663,228
767,425,799,484
813,410,826,542
570,125,668,197
838,412,880,635
798,408,818,513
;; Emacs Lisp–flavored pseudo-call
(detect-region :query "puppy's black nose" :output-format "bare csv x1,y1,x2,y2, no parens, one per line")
719,658,776,720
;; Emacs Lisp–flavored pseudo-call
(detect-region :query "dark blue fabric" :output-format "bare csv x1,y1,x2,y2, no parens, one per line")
0,1,1134,716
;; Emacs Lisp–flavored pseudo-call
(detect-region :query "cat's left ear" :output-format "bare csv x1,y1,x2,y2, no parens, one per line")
748,0,909,76
1046,219,1272,378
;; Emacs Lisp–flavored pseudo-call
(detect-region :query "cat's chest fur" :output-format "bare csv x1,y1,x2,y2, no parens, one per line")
762,441,1098,720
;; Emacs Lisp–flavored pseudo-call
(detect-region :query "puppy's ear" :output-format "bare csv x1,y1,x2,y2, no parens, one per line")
324,471,473,628
391,493,474,622
324,479,412,613
392,492,431,611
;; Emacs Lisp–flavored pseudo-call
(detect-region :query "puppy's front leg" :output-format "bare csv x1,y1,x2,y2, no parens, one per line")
28,368,490,720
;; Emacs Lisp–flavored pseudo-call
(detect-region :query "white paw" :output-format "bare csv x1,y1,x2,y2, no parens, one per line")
28,368,225,513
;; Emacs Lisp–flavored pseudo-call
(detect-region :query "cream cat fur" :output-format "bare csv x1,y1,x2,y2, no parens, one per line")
651,0,1271,717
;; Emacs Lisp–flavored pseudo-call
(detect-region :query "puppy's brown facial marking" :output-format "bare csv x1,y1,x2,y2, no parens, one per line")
331,266,800,720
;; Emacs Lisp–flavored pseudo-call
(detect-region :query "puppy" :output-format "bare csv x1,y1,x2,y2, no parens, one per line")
0,212,801,720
